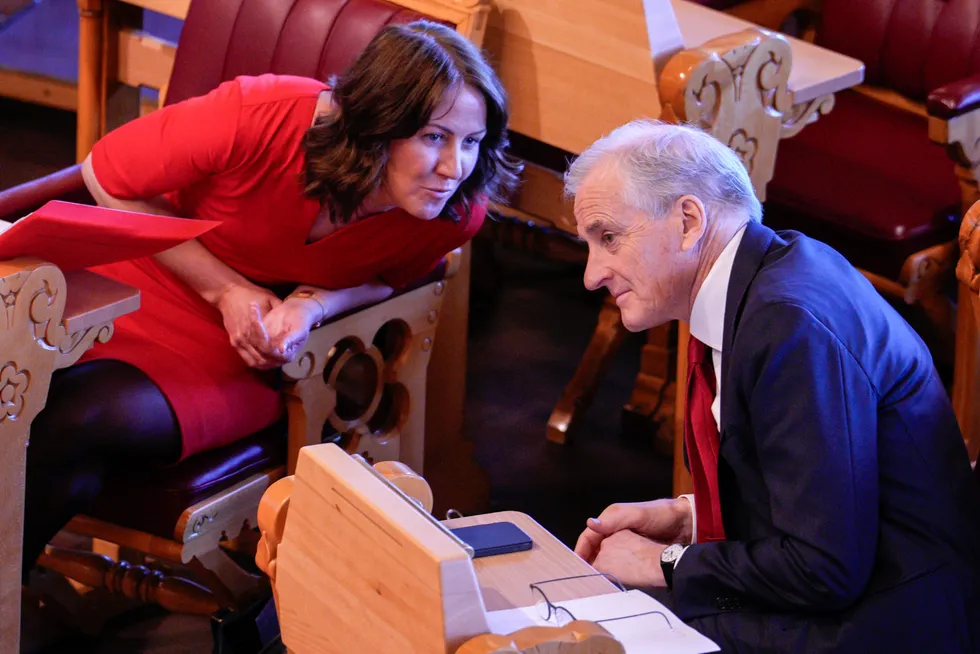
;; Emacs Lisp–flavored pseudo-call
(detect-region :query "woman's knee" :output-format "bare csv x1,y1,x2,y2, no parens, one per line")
29,360,180,466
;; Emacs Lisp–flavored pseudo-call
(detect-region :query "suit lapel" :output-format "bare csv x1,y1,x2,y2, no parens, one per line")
719,222,775,437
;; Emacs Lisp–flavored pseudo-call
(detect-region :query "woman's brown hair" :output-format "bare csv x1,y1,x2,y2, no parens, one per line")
303,20,522,224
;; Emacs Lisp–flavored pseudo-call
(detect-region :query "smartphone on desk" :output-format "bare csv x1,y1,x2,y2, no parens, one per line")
449,521,533,558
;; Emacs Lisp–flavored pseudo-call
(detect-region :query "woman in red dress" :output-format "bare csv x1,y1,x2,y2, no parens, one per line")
22,20,520,571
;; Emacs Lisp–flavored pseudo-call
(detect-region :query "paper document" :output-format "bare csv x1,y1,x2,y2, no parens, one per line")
0,201,220,272
486,589,719,654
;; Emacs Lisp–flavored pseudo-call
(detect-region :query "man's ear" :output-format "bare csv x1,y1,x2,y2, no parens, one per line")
678,195,707,251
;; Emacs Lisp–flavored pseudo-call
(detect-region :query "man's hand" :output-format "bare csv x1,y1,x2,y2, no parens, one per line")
574,498,692,564
591,530,669,588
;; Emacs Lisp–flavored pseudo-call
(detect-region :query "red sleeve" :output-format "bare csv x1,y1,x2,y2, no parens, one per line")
90,78,243,199
380,201,487,289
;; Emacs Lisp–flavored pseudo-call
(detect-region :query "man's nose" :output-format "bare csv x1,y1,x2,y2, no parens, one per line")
583,256,608,291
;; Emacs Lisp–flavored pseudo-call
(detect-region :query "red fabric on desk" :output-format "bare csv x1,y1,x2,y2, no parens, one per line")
0,201,219,271
80,74,484,460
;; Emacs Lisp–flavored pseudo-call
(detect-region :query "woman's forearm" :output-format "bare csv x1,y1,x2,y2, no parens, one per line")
290,282,393,324
155,240,254,306
81,154,251,306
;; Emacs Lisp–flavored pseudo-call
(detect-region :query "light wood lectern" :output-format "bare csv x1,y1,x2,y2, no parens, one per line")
257,443,626,653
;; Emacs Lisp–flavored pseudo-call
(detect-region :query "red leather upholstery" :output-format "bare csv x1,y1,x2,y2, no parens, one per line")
768,0,978,279
88,422,287,539
166,0,424,107
767,92,961,279
817,0,980,103
928,73,980,119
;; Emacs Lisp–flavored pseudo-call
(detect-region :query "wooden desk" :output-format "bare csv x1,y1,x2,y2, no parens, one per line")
0,264,139,654
671,0,862,105
444,510,617,611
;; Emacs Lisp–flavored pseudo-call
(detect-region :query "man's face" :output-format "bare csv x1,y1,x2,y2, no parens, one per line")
574,167,696,331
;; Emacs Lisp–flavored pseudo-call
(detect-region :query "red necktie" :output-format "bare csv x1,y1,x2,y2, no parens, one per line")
685,335,726,543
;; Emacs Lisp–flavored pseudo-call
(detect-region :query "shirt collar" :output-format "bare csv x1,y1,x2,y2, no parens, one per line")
689,226,746,352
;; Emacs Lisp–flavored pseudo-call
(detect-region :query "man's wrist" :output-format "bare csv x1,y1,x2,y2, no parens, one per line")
660,543,688,589
675,494,696,545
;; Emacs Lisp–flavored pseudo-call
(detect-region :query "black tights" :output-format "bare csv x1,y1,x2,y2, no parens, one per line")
22,360,181,575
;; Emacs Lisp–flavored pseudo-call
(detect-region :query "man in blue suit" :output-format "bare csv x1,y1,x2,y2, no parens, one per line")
567,120,980,653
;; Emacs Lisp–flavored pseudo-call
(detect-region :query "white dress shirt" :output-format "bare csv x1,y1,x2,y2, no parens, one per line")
677,226,745,546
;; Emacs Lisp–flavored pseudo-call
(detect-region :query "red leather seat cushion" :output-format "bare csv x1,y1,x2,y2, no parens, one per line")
765,90,961,279
87,421,287,540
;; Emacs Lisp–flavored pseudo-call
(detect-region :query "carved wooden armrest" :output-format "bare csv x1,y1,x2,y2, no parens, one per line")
279,253,461,474
658,26,833,201
928,79,980,210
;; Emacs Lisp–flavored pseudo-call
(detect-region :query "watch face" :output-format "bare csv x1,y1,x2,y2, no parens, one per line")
662,544,684,564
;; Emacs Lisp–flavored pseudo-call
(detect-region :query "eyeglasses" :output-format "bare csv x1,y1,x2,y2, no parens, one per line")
529,573,673,630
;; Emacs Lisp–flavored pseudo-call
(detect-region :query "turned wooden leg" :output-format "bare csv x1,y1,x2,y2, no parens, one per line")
37,546,220,616
547,295,630,444
621,322,678,455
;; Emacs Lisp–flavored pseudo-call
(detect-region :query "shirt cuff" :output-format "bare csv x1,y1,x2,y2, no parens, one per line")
677,493,696,545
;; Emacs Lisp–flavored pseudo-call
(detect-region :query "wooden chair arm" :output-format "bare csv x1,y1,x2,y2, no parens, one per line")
928,73,980,121
0,165,91,222
928,101,980,211
659,26,835,201
281,278,450,474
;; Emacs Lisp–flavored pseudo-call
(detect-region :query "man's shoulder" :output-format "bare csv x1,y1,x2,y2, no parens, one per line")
735,228,931,384
744,228,869,316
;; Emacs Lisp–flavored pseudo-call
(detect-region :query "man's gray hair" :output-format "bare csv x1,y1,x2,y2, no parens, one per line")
564,119,763,223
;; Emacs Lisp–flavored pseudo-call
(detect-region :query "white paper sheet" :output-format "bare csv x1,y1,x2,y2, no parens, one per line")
485,589,720,654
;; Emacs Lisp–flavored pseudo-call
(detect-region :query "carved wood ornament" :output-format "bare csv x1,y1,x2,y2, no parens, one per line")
659,27,834,201
0,259,125,651
281,278,450,475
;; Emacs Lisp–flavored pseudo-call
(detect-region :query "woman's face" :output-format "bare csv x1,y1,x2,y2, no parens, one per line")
381,83,488,220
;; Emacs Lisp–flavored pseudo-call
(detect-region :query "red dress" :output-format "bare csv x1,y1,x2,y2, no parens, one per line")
81,74,484,459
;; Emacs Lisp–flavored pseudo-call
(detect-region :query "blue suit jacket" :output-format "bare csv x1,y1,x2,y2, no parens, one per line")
672,222,980,653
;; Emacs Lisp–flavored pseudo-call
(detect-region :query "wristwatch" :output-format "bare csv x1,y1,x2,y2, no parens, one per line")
660,543,687,589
